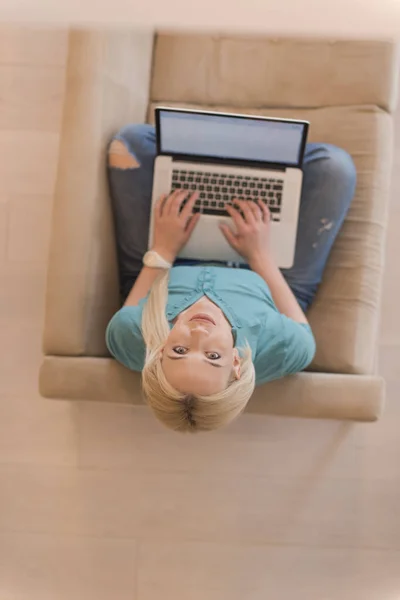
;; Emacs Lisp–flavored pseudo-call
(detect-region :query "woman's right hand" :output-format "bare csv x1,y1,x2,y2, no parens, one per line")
152,190,200,263
219,199,272,264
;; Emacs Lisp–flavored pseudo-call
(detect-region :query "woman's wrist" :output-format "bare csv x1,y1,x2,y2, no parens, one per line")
151,246,176,264
248,250,275,272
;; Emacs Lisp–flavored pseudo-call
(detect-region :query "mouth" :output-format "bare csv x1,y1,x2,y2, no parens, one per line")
190,313,216,325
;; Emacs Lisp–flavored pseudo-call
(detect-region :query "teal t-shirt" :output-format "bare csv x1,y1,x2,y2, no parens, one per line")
106,266,316,386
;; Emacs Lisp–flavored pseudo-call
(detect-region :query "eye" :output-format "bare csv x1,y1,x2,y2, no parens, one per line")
206,352,221,360
173,346,188,355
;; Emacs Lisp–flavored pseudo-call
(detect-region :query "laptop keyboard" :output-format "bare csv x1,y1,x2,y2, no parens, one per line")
171,169,283,222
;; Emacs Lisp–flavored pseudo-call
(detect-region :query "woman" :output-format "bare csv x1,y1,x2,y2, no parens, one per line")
106,124,356,432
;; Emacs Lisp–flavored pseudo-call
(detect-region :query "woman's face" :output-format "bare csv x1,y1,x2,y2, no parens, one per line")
161,298,241,395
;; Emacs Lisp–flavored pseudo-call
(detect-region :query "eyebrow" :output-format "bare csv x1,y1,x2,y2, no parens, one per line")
166,356,223,369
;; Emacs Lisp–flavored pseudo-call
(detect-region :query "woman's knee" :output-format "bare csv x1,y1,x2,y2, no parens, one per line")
108,124,156,170
307,143,357,189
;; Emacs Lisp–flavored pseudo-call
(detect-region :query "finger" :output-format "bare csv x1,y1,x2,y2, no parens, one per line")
180,191,199,220
184,212,201,238
257,199,271,222
155,193,168,218
248,200,263,221
237,199,256,225
219,223,239,249
225,201,246,230
158,189,180,216
168,189,189,215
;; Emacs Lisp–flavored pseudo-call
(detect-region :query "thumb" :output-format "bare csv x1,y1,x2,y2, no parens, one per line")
219,223,238,249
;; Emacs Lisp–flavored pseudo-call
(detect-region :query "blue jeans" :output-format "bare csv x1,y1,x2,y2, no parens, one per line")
108,124,356,311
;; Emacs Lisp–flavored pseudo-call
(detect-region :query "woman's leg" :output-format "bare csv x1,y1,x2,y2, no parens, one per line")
108,124,157,301
281,143,357,312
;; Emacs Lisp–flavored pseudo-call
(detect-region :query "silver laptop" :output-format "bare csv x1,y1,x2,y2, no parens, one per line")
149,107,309,268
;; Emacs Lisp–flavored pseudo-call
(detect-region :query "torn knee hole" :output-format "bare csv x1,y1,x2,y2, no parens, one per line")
108,139,140,169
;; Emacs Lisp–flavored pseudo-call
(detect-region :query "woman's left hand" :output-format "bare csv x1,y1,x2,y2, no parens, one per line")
152,190,201,263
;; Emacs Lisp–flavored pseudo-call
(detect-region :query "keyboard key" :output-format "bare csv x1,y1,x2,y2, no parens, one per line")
234,181,240,187
211,201,217,207
216,194,221,200
211,178,217,184
180,176,186,182
249,183,255,188
245,190,251,196
222,187,228,193
268,192,274,198
273,184,282,190
199,192,206,199
223,194,229,201
204,178,209,184
195,176,201,183
218,201,225,208
242,182,248,188
229,187,235,194
206,186,212,192
183,183,189,189
188,176,194,182
203,200,209,207
257,183,263,189
215,186,220,192
276,193,282,204
199,185,205,191
260,191,266,197
218,179,224,185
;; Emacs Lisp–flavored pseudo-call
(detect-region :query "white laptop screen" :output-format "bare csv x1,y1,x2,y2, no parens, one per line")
157,109,308,167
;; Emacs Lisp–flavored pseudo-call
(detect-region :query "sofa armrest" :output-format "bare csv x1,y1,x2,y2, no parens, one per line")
43,29,154,357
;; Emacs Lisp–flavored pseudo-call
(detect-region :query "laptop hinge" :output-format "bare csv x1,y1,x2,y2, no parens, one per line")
170,154,287,172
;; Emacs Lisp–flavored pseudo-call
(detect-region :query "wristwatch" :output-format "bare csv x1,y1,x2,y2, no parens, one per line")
143,250,173,269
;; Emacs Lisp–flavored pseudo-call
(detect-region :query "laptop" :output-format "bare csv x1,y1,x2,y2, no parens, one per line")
149,107,309,268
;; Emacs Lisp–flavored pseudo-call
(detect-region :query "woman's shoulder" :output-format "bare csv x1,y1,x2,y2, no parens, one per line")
105,305,145,372
253,314,316,385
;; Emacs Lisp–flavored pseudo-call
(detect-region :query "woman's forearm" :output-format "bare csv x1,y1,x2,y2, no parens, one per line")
249,252,308,324
123,266,166,307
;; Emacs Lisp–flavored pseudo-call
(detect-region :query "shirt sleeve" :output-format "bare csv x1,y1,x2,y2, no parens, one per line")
253,313,316,385
280,315,316,376
105,305,146,372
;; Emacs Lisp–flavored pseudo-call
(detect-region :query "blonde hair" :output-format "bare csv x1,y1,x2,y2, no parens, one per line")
141,272,255,433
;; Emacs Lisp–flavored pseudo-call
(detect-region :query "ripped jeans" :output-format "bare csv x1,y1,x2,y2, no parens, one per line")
108,124,357,311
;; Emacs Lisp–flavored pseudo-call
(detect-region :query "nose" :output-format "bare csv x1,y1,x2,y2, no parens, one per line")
189,323,209,335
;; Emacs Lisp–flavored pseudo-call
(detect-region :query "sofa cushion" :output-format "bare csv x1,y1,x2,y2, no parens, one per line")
151,34,398,113
148,102,392,375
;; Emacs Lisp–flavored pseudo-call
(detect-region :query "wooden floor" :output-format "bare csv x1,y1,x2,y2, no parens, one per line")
1,26,400,600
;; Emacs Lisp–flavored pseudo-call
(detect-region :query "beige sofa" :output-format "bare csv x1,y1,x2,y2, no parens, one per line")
40,30,398,421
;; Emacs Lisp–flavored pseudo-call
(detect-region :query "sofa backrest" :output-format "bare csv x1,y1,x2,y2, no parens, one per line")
151,33,398,112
